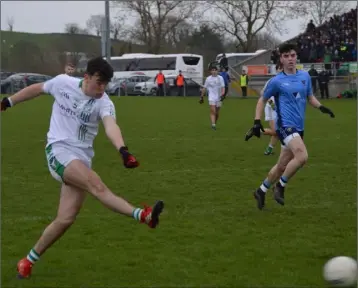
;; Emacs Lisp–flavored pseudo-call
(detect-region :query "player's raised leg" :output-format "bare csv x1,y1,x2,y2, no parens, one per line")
62,159,164,226
254,146,293,210
17,184,87,278
273,135,308,205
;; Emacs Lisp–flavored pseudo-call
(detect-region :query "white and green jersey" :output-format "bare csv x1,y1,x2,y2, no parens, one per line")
43,74,116,154
263,79,276,110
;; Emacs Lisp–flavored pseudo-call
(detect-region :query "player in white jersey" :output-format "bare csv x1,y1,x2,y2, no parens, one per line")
263,64,282,155
1,57,164,279
200,66,225,130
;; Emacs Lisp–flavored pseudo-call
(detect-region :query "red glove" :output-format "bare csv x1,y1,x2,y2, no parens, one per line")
119,146,139,168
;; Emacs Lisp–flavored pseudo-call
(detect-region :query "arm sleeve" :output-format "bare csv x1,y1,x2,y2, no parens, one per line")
42,74,67,97
263,78,278,100
204,77,209,88
99,96,116,120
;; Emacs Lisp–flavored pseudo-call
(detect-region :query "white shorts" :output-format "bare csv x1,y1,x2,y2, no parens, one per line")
264,105,277,121
208,99,222,107
45,142,92,182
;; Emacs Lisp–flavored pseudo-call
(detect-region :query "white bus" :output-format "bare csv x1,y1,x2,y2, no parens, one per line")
107,53,204,84
215,50,267,67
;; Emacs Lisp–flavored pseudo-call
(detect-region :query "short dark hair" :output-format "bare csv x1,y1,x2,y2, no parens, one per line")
276,62,283,70
86,57,113,83
279,43,297,54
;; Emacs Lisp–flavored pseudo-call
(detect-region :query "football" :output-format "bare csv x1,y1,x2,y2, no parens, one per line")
323,256,357,287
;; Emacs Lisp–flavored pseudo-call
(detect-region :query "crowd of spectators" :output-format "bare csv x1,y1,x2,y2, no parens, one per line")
271,8,357,64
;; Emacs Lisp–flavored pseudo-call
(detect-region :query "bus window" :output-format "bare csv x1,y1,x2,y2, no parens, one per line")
125,59,139,71
111,59,135,71
162,57,176,70
137,57,176,71
137,58,159,71
182,56,200,65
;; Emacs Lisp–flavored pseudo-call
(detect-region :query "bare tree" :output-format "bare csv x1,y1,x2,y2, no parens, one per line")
250,32,282,51
65,23,81,34
302,1,351,26
206,0,306,52
7,16,14,31
114,0,200,53
110,15,126,40
64,23,89,35
86,14,105,36
162,16,193,49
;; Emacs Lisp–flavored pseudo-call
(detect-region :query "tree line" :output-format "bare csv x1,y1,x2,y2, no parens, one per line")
65,0,351,53
3,0,352,75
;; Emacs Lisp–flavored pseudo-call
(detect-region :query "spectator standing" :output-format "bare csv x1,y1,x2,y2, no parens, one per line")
240,70,249,98
318,68,330,99
154,70,166,96
175,70,185,96
308,65,319,93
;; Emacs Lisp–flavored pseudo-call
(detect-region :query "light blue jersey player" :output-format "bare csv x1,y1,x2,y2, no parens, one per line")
246,43,335,210
264,69,311,141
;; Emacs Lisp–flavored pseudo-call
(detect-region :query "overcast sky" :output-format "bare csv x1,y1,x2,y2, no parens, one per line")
1,1,356,43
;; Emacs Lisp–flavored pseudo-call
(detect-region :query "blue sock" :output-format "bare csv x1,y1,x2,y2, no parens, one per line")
260,178,271,193
279,176,288,187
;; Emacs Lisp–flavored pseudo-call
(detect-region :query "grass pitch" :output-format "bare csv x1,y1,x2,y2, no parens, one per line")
1,96,356,287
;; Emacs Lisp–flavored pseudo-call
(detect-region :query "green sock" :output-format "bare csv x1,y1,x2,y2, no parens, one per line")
265,146,271,152
27,248,40,264
132,208,143,221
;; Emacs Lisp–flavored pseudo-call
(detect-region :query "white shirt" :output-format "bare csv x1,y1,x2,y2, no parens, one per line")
263,79,276,110
43,74,116,153
204,75,225,101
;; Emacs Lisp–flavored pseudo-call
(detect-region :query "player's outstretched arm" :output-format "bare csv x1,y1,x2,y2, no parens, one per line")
308,95,335,118
102,116,139,168
1,83,45,111
102,116,126,150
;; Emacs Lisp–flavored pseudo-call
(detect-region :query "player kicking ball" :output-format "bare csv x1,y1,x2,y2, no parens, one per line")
245,43,335,210
1,57,164,278
199,65,225,130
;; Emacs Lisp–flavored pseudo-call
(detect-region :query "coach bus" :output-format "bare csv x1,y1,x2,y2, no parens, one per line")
106,53,204,84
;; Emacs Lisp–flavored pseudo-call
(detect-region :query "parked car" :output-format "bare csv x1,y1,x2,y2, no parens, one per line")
106,78,126,96
1,73,52,94
133,75,202,96
106,75,151,96
0,71,15,81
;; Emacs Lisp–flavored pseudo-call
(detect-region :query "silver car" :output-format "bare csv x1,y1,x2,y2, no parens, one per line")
107,75,151,96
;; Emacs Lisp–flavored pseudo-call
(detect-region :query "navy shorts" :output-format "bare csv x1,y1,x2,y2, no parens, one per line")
276,127,304,147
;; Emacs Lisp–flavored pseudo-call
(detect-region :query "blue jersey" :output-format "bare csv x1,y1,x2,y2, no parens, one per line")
219,71,230,86
263,70,312,131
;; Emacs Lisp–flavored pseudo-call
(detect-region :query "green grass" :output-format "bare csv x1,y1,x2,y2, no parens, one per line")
1,96,356,287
